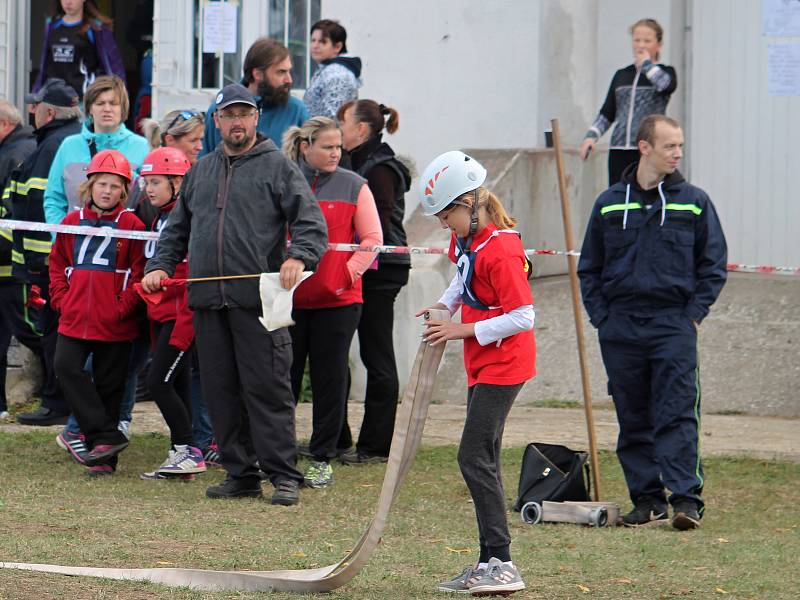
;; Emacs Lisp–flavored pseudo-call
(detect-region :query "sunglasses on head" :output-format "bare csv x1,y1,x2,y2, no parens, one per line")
166,110,203,132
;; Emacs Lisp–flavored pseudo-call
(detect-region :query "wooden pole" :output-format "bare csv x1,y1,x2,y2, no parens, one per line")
550,118,602,501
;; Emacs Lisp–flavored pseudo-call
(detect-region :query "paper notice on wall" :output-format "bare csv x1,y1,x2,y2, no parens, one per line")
768,44,800,96
763,0,800,36
203,3,238,54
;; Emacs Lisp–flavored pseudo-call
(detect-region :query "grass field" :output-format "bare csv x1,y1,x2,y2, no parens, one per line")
0,431,797,599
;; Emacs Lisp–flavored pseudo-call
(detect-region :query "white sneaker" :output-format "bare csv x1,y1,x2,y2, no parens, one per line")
0,411,10,420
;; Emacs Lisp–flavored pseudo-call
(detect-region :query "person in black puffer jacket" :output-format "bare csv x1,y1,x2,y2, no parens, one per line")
336,99,411,464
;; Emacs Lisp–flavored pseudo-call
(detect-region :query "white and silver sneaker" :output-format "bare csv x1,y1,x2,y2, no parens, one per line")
437,565,485,593
468,557,525,596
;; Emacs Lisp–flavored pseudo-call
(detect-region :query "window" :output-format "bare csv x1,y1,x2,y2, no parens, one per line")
193,0,243,89
191,0,320,91
267,0,321,90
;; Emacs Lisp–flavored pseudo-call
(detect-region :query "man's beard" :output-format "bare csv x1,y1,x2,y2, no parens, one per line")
257,80,290,108
222,128,254,151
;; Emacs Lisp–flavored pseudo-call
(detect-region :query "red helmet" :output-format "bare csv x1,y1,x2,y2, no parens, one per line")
141,147,191,177
86,149,132,183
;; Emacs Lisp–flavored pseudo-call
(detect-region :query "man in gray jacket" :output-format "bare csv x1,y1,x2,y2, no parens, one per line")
143,84,327,506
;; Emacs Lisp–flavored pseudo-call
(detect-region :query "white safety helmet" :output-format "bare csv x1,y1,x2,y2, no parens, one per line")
419,151,487,216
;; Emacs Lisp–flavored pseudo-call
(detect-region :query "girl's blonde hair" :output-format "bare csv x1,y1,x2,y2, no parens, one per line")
282,116,340,163
454,187,517,229
630,18,663,61
77,173,129,207
141,110,205,149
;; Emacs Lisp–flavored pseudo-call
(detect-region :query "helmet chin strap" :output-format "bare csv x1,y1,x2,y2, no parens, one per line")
464,189,480,251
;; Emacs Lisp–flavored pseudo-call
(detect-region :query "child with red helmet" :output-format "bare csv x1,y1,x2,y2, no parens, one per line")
49,149,146,476
137,146,206,480
417,151,536,596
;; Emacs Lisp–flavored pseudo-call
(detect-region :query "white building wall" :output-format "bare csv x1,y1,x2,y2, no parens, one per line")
690,0,800,266
321,0,542,209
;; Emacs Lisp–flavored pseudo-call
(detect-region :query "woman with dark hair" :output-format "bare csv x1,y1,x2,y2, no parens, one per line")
33,0,126,100
303,19,361,118
336,99,412,464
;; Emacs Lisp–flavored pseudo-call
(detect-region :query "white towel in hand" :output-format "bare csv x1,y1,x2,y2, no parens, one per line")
258,272,312,331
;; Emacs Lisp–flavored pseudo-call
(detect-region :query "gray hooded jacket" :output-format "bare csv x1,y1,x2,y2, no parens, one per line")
146,135,328,310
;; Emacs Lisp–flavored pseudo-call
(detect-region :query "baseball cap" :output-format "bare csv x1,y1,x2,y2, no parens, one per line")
214,84,257,111
25,78,79,107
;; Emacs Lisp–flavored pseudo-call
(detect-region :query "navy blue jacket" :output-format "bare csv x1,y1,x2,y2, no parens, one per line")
578,165,727,327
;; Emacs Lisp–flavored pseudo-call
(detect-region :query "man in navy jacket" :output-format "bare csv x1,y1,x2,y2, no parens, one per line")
578,115,727,530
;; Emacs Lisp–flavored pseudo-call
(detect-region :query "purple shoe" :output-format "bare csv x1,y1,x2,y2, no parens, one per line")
157,445,206,475
56,431,89,465
84,442,129,466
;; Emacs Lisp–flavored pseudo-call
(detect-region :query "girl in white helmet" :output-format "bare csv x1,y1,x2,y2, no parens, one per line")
416,151,535,596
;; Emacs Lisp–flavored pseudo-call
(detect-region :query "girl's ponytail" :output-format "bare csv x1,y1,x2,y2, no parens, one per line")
483,189,516,229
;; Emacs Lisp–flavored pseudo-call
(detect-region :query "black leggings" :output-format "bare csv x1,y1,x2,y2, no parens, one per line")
147,320,193,446
608,149,640,185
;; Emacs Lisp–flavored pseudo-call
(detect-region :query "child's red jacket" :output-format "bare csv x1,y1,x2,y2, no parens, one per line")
49,205,145,342
142,203,194,351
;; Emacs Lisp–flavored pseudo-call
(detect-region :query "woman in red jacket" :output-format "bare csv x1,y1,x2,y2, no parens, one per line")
282,116,382,489
50,149,145,475
138,146,206,480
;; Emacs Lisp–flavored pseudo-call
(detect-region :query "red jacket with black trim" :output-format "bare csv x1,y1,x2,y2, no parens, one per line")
49,204,145,341
294,162,382,310
141,201,194,351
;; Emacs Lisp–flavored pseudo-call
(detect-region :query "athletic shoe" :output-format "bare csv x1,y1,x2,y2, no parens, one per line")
303,461,334,488
437,565,486,593
84,442,129,466
205,476,262,499
56,430,89,465
157,445,206,475
339,449,389,466
140,470,195,481
671,500,701,530
468,557,525,596
271,479,300,506
203,442,222,467
87,464,115,477
620,497,669,528
0,411,10,420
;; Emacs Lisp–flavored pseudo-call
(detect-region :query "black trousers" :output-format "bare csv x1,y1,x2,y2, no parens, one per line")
608,149,640,185
353,275,406,456
35,283,69,414
147,320,193,446
458,383,523,561
290,303,361,461
0,282,44,411
54,335,131,449
599,312,704,511
193,308,302,485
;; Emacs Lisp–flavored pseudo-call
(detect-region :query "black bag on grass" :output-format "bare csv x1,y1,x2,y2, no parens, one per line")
512,442,591,511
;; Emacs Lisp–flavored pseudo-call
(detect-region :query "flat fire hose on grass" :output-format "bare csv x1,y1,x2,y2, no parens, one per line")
0,310,450,593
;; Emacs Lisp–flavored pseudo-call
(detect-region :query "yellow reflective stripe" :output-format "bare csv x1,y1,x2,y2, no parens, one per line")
0,265,11,277
0,228,11,242
23,238,53,253
665,203,702,215
11,249,24,264
7,177,48,197
601,203,642,215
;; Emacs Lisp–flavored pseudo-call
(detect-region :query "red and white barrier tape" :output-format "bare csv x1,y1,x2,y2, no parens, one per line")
2,219,797,275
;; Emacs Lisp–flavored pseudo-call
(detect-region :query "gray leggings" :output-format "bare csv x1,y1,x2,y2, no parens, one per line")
458,383,523,561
